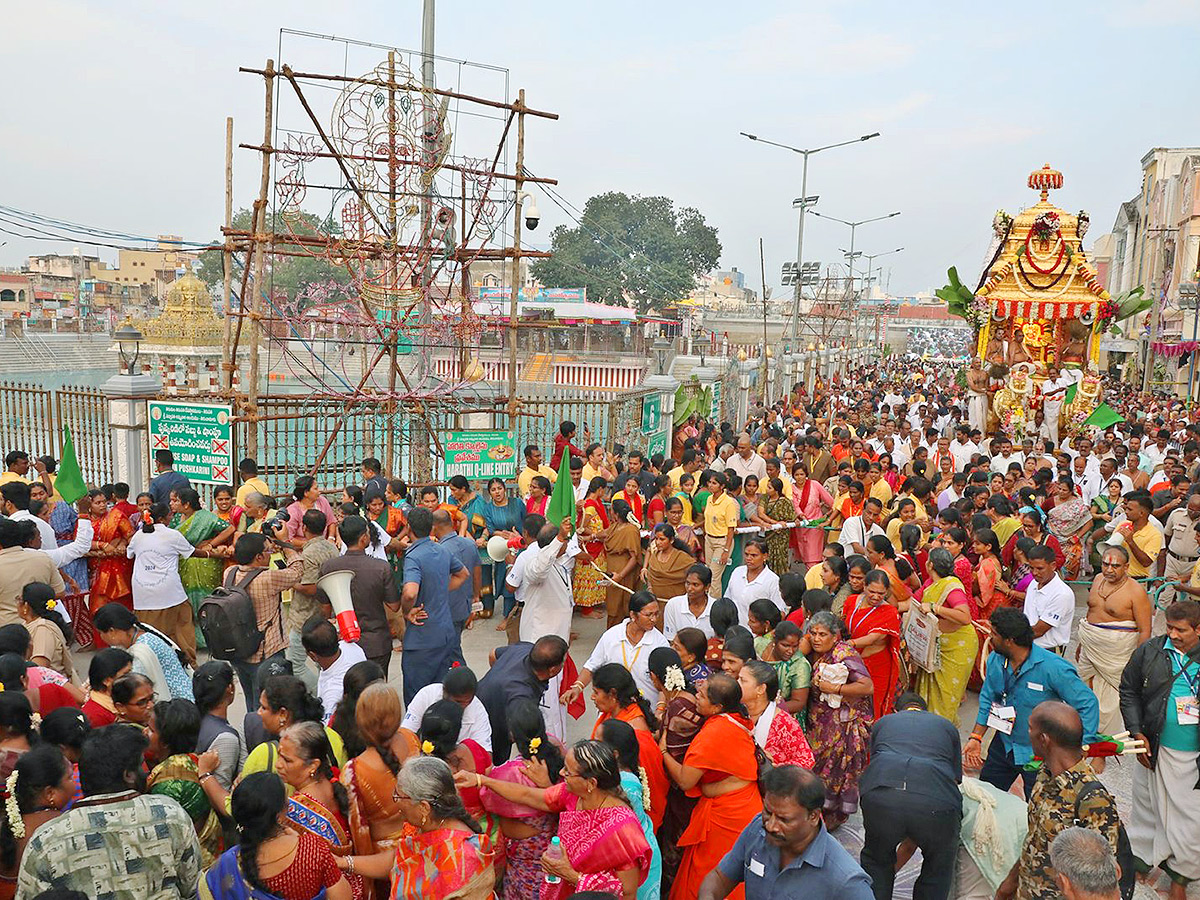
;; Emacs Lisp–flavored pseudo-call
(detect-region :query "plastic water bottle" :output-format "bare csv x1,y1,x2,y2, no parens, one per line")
543,835,563,884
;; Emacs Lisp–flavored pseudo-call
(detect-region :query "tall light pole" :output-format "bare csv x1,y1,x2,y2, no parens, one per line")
739,130,880,355
812,209,899,345
860,247,904,347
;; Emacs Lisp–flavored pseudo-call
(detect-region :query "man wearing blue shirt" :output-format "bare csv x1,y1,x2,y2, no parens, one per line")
400,507,468,705
701,765,873,900
147,450,191,506
965,607,1099,797
431,508,481,663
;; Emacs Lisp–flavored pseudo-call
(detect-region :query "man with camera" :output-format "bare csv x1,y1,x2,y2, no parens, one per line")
226,522,303,700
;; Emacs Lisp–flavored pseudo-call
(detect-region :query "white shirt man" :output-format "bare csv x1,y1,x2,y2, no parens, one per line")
126,523,195,612
991,447,1025,475
1023,568,1076,651
339,518,389,562
401,682,493,752
1041,370,1073,444
514,532,578,644
726,565,784,626
583,622,669,705
8,511,57,557
315,640,367,719
726,442,768,483
949,436,978,472
662,594,716,640
838,502,886,555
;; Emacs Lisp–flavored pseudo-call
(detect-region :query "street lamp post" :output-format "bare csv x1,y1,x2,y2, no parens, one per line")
739,130,880,355
861,247,904,346
812,209,899,346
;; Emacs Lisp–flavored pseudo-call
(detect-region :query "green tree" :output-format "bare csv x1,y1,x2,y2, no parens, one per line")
196,208,353,309
530,192,721,314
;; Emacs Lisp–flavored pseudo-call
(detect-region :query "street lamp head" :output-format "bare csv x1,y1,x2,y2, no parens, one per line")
114,320,143,375
651,334,672,376
886,211,900,218
861,133,881,141
792,195,819,208
740,132,758,141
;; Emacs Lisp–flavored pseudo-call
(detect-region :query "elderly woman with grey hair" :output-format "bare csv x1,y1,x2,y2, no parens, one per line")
805,609,874,830
335,756,496,899
901,545,978,726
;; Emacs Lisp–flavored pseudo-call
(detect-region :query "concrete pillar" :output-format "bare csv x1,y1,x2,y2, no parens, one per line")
102,370,163,493
643,372,679,459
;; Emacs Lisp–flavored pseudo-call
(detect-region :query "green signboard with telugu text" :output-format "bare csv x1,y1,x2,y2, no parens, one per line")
147,401,234,485
647,428,668,459
445,430,517,480
641,393,662,435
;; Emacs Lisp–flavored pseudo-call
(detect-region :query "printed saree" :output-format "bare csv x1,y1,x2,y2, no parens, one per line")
147,753,223,868
910,576,979,727
390,826,496,900
541,782,651,900
200,846,328,900
807,641,873,830
286,791,363,900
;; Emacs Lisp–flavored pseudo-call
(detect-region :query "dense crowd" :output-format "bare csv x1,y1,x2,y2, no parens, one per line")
903,327,972,360
0,355,1196,900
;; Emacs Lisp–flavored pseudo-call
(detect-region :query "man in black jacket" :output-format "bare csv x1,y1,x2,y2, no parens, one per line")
858,692,962,900
1119,598,1200,900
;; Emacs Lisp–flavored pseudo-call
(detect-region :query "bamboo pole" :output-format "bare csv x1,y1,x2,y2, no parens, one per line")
384,51,399,474
220,117,234,396
246,60,275,457
238,66,559,120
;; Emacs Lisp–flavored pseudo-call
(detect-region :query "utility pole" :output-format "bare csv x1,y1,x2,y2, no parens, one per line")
759,237,769,405
418,0,436,386
506,89,526,429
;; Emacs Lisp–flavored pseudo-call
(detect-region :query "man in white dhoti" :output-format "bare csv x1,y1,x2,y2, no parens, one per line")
1118,598,1200,900
966,358,990,436
1077,545,1152,740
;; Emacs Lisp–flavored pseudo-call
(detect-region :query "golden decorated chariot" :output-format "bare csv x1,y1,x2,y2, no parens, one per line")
942,165,1118,438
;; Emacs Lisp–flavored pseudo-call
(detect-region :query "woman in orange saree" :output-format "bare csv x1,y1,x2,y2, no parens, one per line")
864,534,916,606
83,490,135,643
342,684,414,900
664,674,761,900
589,664,668,831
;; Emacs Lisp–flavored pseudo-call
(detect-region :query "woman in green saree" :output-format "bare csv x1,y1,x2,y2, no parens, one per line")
147,698,224,868
170,488,234,648
1083,477,1123,577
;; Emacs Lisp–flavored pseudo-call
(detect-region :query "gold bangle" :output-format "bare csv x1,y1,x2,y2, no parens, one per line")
476,773,483,789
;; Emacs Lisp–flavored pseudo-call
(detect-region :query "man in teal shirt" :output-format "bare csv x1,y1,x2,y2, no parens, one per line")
964,607,1098,798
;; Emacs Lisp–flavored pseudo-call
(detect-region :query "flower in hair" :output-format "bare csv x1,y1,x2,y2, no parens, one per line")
44,600,56,611
450,661,461,669
529,737,542,754
421,740,435,755
4,771,22,839
663,665,686,693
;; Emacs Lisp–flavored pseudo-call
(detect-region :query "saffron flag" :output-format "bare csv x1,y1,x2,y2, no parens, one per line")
544,442,576,533
55,425,87,504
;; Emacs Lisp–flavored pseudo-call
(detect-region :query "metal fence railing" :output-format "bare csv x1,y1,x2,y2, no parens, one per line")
0,381,112,485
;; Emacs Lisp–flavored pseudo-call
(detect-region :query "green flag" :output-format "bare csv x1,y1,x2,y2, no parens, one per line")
544,444,576,532
55,425,87,503
1064,383,1078,404
1082,403,1124,430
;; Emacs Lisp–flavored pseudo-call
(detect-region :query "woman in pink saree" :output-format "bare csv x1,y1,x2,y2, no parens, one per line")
459,740,651,900
788,462,833,567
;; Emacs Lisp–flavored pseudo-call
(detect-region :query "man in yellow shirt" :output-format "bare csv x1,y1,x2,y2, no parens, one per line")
1115,492,1163,579
668,449,701,494
702,471,740,598
0,451,31,488
235,458,271,508
517,444,557,499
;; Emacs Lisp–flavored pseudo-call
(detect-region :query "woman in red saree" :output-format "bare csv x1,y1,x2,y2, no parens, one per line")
573,479,611,616
458,740,651,900
864,534,917,607
83,490,135,637
842,570,902,718
663,673,762,900
789,462,834,567
588,664,667,830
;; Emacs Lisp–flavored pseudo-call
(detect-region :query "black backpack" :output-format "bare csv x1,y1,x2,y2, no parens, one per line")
1073,780,1136,900
197,567,269,661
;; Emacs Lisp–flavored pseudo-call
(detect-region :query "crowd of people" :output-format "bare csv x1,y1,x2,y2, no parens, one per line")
903,327,972,360
0,354,1196,900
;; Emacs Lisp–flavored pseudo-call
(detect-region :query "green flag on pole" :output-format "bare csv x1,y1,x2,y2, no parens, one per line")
55,425,87,504
544,445,576,532
1064,382,1078,404
1082,403,1124,430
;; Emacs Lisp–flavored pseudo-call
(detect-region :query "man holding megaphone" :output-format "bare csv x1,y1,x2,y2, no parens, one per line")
317,516,401,677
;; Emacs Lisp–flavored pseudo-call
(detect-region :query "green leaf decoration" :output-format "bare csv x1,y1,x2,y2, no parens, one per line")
936,267,975,320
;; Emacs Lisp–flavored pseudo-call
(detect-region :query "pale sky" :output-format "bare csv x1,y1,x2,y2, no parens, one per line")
2,0,1198,300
